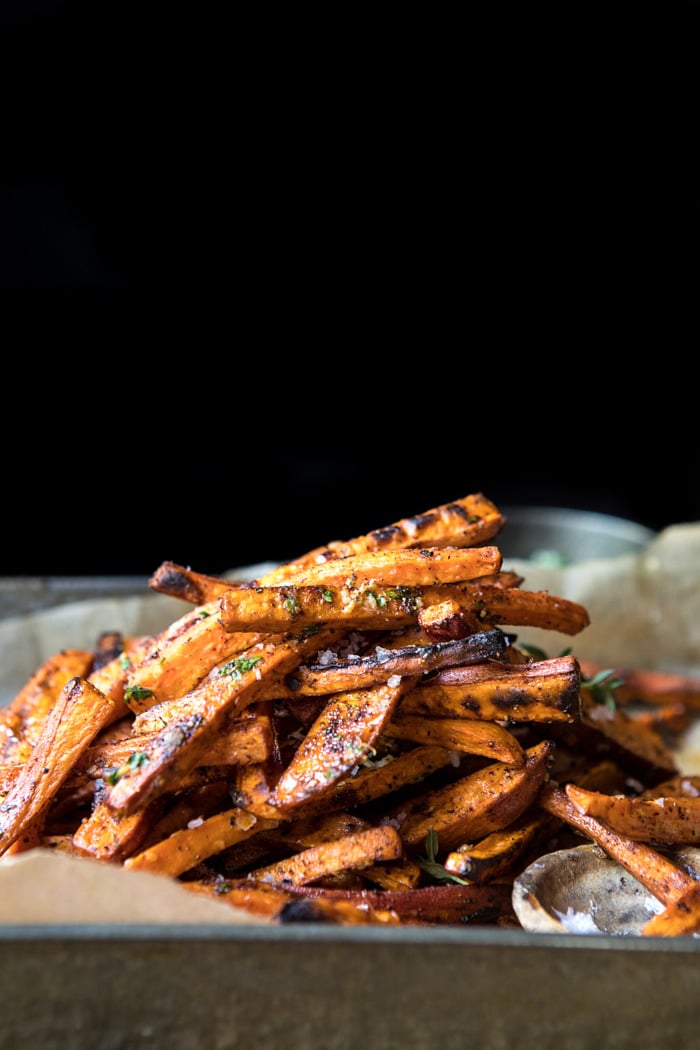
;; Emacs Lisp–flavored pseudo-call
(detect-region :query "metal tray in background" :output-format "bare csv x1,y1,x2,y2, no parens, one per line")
3,520,700,1050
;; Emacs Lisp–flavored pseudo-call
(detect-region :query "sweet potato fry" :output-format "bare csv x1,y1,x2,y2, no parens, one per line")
443,810,554,883
137,780,232,850
292,881,515,925
0,648,94,761
271,677,414,809
252,545,503,590
72,797,167,862
148,561,235,605
184,877,401,924
385,713,526,765
400,655,581,723
537,782,696,905
640,880,700,936
287,745,455,821
81,713,273,777
566,783,700,846
121,604,265,715
124,807,279,877
259,492,507,583
0,676,126,855
249,824,403,887
103,630,338,815
391,740,554,852
283,629,510,698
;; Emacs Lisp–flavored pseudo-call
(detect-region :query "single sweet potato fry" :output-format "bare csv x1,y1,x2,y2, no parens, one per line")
443,810,554,883
283,629,510,697
249,824,403,887
566,783,700,846
641,880,700,936
149,561,235,605
271,677,414,809
259,492,506,583
292,881,515,925
401,655,581,723
72,797,167,862
385,713,526,765
125,807,279,877
258,545,503,590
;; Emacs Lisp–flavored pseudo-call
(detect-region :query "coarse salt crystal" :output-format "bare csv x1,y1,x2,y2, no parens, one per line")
387,675,402,688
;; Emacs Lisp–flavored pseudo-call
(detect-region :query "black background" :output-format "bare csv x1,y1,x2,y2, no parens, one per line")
1,2,698,577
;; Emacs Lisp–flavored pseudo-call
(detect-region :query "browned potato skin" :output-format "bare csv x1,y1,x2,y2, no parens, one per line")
249,825,404,887
260,492,507,583
641,881,700,936
0,649,94,761
566,784,700,846
149,561,234,605
292,881,516,925
283,630,510,698
444,811,554,883
394,740,554,852
385,714,526,765
104,631,338,816
263,546,504,590
400,655,581,723
0,676,127,856
538,782,696,906
271,677,415,809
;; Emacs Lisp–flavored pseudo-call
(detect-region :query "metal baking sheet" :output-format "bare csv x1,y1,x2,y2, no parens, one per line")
1,924,700,1050
2,574,700,1050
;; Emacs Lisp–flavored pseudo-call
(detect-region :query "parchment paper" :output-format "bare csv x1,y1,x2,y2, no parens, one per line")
2,531,700,924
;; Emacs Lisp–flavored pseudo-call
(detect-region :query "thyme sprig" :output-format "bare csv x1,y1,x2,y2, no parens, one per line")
417,828,471,886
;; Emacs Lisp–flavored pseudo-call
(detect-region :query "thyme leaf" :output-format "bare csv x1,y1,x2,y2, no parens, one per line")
416,828,471,886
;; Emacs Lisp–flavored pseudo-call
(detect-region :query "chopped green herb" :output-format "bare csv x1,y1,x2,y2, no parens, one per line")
283,595,300,615
219,655,263,679
583,668,623,711
321,589,334,603
519,643,572,661
124,684,155,704
417,828,471,886
363,588,386,608
300,624,321,637
119,654,131,672
105,750,149,785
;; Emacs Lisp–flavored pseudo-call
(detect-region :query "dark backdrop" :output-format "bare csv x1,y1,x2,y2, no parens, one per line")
1,2,698,576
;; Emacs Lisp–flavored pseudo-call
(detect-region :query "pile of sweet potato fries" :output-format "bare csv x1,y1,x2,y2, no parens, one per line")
3,492,700,933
